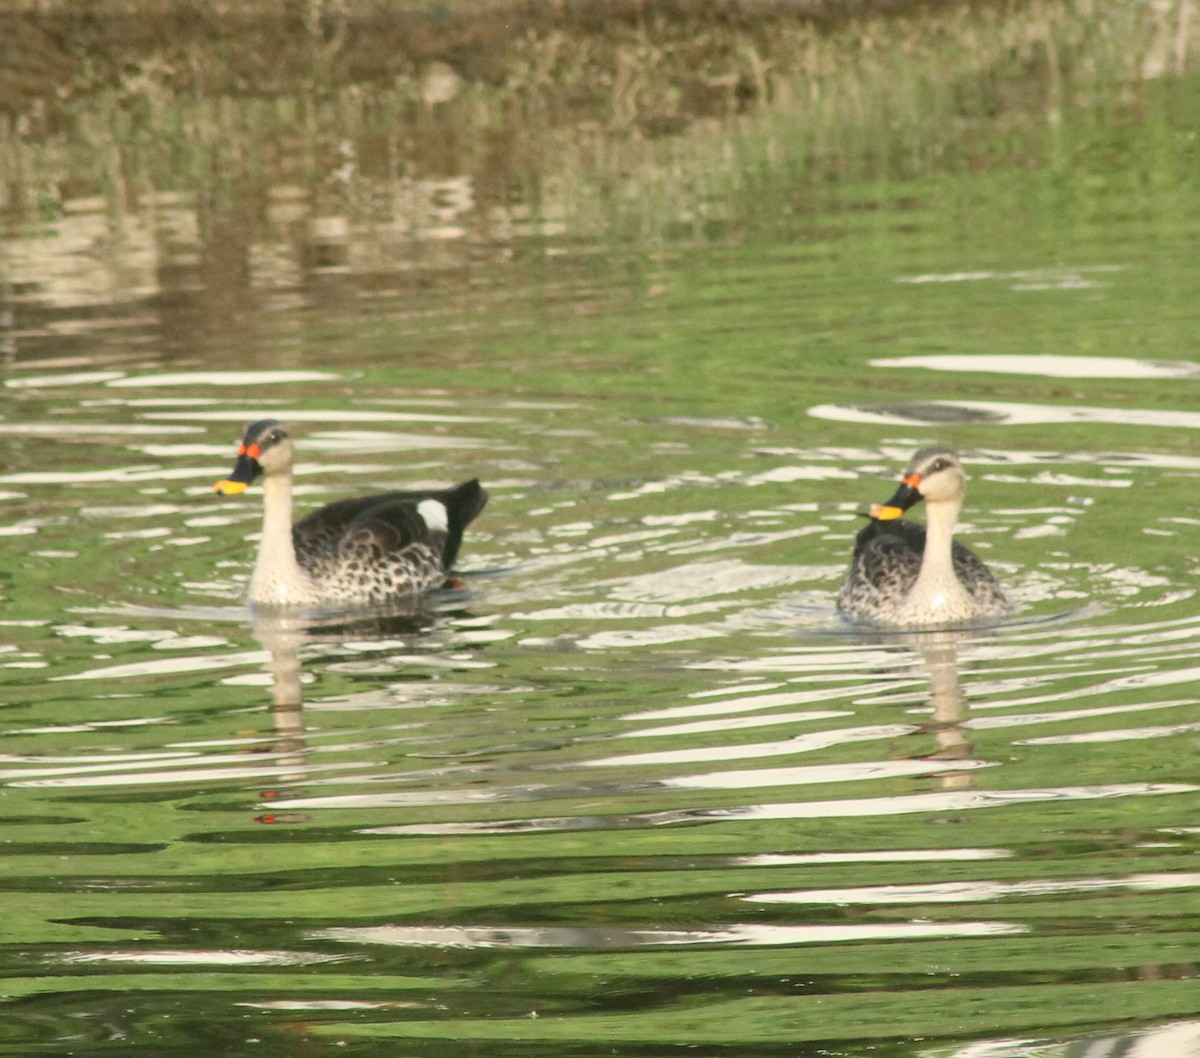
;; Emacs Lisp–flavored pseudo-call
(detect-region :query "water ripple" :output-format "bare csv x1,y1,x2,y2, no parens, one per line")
747,871,1200,906
309,920,1025,951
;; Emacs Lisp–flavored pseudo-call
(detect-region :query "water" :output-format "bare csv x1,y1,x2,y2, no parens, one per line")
3,10,1200,1057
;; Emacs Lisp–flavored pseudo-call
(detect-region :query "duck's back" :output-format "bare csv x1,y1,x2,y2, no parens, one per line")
293,479,487,603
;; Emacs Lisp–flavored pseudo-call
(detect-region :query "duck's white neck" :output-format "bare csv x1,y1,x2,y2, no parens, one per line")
906,497,972,618
246,471,321,607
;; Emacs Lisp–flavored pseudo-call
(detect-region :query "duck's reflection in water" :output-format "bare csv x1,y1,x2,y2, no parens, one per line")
251,612,307,757
248,601,443,804
893,630,976,790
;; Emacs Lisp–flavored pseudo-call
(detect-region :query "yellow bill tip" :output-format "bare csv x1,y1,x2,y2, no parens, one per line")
214,480,248,495
869,503,905,521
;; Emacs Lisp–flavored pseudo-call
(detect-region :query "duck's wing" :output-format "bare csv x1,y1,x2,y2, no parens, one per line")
335,501,448,597
293,479,487,577
950,539,1010,610
837,518,925,617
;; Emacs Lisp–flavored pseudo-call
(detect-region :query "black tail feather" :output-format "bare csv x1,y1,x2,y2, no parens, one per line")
439,479,488,568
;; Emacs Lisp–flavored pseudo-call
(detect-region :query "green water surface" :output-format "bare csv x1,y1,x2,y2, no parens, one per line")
1,4,1199,1057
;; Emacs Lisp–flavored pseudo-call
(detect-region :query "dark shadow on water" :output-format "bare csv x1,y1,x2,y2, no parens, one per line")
250,581,490,683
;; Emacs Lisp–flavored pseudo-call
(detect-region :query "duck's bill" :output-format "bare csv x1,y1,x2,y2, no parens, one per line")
213,453,262,495
869,479,922,520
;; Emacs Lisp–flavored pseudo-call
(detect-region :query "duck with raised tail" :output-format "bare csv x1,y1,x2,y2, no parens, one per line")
837,446,1011,628
213,419,487,608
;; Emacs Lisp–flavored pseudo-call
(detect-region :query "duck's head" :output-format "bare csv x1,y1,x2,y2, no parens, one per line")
213,419,294,495
869,446,965,520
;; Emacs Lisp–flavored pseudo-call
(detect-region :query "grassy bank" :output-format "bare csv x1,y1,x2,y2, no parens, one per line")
0,0,1194,245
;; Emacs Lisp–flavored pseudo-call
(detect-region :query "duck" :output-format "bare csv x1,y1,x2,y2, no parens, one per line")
837,446,1011,628
213,419,487,608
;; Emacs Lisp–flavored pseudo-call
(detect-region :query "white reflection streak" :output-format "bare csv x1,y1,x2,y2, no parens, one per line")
55,624,225,648
662,527,830,557
627,686,902,722
10,760,368,788
895,267,1123,286
514,601,727,622
809,399,1200,430
6,372,126,388
0,466,219,485
688,649,923,674
743,465,858,484
258,760,990,811
0,422,198,434
739,849,1012,866
107,371,338,387
53,650,268,681
665,759,993,791
625,709,854,740
747,871,1200,905
583,724,916,768
578,625,728,649
952,662,1200,710
871,354,1200,380
59,949,348,967
948,1020,1200,1058
1017,721,1200,745
239,1000,402,1011
606,559,819,603
1127,1023,1200,1058
732,783,1198,820
309,921,1024,950
965,699,1196,729
370,783,1198,836
144,408,492,424
588,528,680,549
305,431,484,452
688,681,782,697
5,750,378,787
11,718,168,735
0,753,197,779
256,788,504,810
79,504,187,519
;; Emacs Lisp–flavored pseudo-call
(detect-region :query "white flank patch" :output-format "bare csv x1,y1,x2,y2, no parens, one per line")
417,499,448,533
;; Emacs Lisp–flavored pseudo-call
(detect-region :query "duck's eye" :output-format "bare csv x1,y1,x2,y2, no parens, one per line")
265,431,285,446
929,459,950,474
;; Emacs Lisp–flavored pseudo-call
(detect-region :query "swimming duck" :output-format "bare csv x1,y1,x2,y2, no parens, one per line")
213,419,487,608
837,446,1011,627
